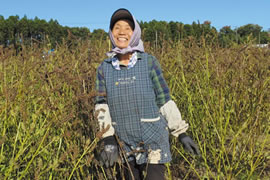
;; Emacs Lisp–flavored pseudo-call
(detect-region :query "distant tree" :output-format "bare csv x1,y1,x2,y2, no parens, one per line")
176,22,185,41
168,21,185,42
47,19,64,46
0,15,5,45
90,29,107,41
144,20,171,47
191,21,201,39
1,14,269,49
66,27,90,40
220,26,234,35
259,31,270,44
237,24,262,37
168,21,178,41
183,24,194,37
142,20,156,42
18,16,30,45
219,26,235,47
74,27,90,40
237,24,262,43
202,21,218,45
139,21,147,40
5,15,20,47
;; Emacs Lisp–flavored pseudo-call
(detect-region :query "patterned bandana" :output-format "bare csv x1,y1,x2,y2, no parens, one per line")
106,9,144,57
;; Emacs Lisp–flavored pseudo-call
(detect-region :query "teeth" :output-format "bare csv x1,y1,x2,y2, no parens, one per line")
118,37,127,41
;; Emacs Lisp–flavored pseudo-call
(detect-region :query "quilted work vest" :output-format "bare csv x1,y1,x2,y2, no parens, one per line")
101,52,171,164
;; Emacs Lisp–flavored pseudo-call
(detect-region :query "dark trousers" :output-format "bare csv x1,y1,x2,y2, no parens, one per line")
123,160,166,180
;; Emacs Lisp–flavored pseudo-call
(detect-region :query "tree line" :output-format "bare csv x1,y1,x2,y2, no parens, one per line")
0,15,90,49
141,20,269,47
0,15,269,49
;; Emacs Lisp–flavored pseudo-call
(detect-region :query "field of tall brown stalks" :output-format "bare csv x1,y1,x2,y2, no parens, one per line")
0,39,269,179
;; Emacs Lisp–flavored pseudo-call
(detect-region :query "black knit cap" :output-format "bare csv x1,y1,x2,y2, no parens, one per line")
110,8,135,30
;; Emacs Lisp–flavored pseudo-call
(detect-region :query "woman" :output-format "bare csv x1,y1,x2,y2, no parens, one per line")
95,8,200,180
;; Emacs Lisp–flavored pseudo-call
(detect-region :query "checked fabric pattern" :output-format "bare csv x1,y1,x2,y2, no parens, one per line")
96,52,172,164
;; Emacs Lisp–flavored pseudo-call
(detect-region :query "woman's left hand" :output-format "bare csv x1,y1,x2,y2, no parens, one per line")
178,133,200,155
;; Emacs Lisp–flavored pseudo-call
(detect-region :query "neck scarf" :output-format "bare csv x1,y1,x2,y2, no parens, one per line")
106,15,144,57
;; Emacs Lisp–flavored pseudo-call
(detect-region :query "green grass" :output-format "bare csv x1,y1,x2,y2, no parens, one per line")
0,39,269,179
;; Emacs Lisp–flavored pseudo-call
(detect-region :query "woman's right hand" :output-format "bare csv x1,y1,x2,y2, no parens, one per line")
100,144,119,167
99,136,119,168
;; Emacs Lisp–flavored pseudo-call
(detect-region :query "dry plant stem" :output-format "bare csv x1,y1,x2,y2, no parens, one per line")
195,75,222,143
115,135,135,180
165,163,172,180
247,128,269,179
5,122,21,179
68,138,99,180
172,145,200,178
0,39,269,179
101,166,108,180
18,122,52,180
1,60,7,159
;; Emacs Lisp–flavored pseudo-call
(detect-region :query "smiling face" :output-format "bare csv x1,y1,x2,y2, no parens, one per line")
112,20,134,49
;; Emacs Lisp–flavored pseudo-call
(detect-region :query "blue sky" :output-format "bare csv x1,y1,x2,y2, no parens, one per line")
1,0,269,32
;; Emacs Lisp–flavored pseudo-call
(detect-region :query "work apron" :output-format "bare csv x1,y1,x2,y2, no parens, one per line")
102,53,171,164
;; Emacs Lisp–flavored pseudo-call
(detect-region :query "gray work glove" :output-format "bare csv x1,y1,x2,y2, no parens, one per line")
99,136,119,168
178,133,200,155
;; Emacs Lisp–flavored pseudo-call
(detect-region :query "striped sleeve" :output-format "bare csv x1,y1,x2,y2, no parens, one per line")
147,55,189,136
95,62,115,138
95,63,107,104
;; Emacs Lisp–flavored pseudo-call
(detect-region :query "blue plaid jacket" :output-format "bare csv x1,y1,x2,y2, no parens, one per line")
95,52,172,164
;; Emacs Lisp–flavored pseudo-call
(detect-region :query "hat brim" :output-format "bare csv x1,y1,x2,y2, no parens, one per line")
110,8,134,30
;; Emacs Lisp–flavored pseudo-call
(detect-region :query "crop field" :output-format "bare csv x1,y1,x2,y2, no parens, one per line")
0,39,269,179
